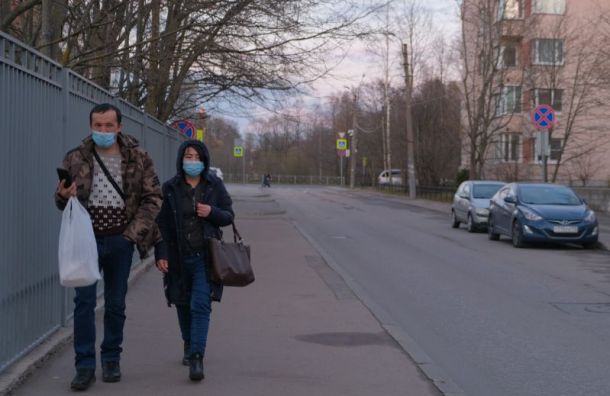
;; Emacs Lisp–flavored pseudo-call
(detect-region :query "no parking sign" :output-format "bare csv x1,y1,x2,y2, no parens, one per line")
171,120,196,138
531,105,556,129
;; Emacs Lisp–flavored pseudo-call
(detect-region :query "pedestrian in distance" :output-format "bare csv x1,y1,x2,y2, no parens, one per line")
154,140,234,381
262,173,272,188
55,103,163,390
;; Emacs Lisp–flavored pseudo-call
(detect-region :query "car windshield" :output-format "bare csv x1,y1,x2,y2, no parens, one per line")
519,185,582,205
472,184,503,199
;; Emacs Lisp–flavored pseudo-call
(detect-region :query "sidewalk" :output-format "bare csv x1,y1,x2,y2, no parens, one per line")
8,187,440,396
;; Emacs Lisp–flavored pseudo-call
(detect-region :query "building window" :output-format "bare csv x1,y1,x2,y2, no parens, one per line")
499,133,521,162
534,88,563,112
496,86,522,115
533,0,566,15
497,0,522,20
533,39,564,65
534,136,562,162
498,45,518,68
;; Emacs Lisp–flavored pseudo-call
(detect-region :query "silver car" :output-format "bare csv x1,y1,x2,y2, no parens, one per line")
451,181,505,232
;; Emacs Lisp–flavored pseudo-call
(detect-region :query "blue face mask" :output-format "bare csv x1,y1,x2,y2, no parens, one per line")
92,130,117,148
183,160,205,177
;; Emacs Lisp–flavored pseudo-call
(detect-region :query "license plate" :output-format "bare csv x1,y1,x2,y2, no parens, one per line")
553,226,578,234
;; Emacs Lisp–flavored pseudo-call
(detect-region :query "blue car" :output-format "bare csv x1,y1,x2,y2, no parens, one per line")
487,183,599,248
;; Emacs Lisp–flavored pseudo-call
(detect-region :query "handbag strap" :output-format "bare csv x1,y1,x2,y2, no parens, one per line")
231,222,243,243
92,149,126,201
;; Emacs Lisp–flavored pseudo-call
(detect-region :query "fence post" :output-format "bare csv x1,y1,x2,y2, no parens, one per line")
60,67,70,326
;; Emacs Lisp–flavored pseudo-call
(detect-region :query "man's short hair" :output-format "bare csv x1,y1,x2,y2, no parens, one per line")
90,103,122,125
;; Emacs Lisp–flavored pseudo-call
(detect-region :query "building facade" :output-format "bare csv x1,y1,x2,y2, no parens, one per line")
461,0,610,185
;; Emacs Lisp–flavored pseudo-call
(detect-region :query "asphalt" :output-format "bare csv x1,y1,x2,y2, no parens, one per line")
383,195,610,251
3,186,441,396
5,185,609,396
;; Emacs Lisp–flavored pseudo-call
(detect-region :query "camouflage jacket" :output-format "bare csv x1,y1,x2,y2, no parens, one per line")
55,133,162,258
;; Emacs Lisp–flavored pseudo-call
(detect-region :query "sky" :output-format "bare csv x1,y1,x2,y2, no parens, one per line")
215,0,461,133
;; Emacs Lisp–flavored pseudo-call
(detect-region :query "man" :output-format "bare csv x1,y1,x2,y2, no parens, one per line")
55,103,162,391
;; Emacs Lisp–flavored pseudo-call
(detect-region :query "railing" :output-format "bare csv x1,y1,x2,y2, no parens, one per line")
224,173,345,186
376,184,455,202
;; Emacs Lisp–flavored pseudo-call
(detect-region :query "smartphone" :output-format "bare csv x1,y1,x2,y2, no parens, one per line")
56,168,73,188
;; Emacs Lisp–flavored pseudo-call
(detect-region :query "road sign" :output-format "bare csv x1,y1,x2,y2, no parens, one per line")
337,149,347,157
233,146,244,157
171,120,196,138
338,132,346,138
531,105,556,129
196,128,204,141
336,138,348,150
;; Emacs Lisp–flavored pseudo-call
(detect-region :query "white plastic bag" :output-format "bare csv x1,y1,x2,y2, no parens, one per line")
58,197,100,287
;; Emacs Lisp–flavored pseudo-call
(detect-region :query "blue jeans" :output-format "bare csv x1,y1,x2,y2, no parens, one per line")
176,255,212,356
73,234,134,369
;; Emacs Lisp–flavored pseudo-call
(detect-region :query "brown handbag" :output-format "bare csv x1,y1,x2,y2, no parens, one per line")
208,222,254,287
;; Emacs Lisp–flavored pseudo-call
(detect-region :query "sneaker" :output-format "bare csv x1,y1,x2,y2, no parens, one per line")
182,341,190,366
189,353,204,381
101,360,121,383
70,368,95,391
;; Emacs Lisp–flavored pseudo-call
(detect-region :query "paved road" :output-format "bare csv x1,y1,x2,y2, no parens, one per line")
264,185,610,396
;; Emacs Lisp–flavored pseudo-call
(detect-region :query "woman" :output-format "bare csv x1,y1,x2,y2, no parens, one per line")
155,140,234,381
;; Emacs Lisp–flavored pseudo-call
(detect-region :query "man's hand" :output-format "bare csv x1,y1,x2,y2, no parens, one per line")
57,180,77,199
156,259,169,273
196,203,212,218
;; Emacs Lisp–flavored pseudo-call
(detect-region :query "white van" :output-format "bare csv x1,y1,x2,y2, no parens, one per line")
377,169,403,185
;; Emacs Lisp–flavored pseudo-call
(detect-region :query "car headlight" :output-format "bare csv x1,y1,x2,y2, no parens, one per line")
520,207,542,221
585,210,596,223
475,208,489,216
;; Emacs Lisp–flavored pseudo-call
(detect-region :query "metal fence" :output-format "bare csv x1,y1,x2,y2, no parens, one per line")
224,173,345,186
0,31,184,373
376,184,456,202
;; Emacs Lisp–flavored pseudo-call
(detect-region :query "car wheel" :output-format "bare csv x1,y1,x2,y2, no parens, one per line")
451,210,460,228
467,213,476,233
488,215,500,241
512,221,525,248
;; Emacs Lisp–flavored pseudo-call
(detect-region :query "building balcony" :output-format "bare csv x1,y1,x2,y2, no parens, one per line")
495,18,525,39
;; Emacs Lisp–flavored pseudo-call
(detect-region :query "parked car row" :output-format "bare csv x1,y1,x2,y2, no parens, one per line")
451,181,599,249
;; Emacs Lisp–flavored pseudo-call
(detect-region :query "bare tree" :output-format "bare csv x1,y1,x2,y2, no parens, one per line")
525,9,610,182
459,0,523,179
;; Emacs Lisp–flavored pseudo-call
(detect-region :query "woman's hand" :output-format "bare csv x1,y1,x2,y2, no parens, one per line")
196,203,212,218
156,259,169,273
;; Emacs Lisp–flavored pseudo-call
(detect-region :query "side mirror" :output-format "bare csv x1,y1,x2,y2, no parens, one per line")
504,196,516,204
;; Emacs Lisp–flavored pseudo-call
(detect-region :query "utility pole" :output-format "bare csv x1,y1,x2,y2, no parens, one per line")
384,3,392,183
349,92,358,189
402,43,417,199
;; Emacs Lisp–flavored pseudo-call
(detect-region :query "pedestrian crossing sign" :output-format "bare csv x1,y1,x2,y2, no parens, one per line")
336,139,348,150
233,146,244,157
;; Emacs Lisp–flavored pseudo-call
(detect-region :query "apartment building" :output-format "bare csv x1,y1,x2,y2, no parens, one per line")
461,0,610,185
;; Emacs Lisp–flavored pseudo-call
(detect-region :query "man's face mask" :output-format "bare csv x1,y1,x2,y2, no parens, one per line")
91,130,117,148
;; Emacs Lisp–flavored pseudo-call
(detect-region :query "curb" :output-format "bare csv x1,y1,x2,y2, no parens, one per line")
0,257,154,396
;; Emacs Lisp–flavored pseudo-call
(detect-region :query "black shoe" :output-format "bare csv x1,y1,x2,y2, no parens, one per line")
182,341,190,366
101,361,121,383
189,353,204,381
70,368,95,391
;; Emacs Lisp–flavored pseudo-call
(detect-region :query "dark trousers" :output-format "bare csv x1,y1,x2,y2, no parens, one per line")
73,234,134,369
176,255,212,356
